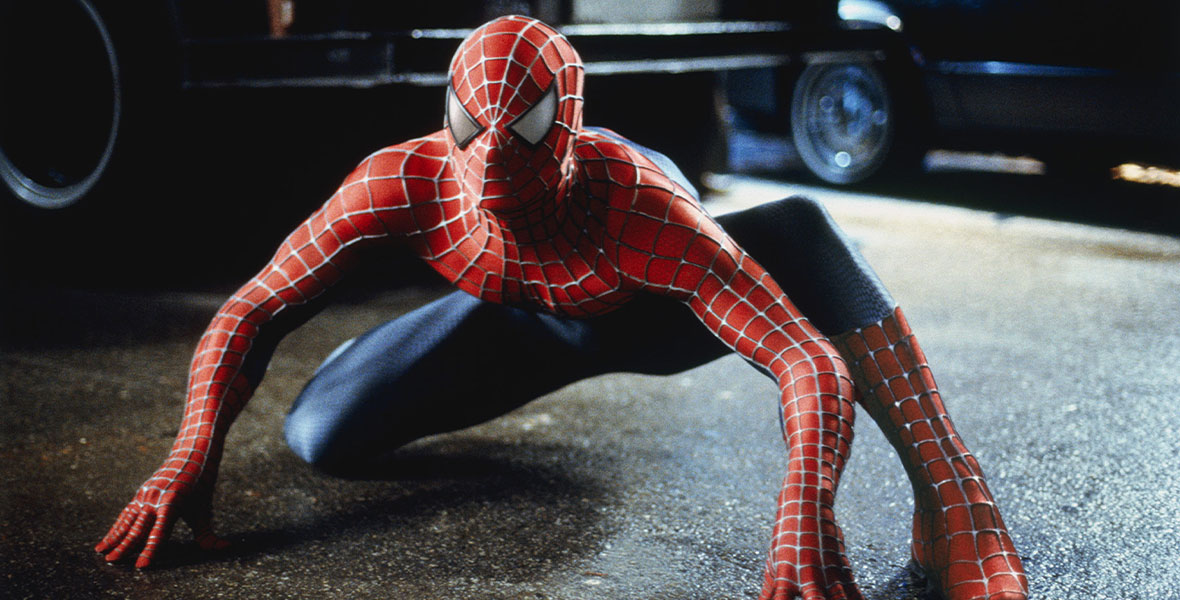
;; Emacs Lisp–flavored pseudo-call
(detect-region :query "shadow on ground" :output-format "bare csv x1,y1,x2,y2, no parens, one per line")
2,285,633,599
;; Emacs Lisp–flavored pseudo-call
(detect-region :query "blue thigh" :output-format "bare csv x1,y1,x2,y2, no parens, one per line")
284,290,724,472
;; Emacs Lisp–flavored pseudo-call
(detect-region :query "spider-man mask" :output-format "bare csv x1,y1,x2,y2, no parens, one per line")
445,15,584,214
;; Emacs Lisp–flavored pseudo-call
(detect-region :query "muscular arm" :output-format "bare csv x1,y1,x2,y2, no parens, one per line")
96,144,426,567
610,181,862,599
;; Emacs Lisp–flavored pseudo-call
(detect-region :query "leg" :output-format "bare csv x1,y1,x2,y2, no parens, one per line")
284,289,729,475
712,196,894,338
832,312,1027,600
286,292,594,473
726,197,1027,599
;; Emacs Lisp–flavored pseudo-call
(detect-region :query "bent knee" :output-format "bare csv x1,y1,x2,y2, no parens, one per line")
283,382,392,474
283,406,349,472
775,195,829,224
753,195,833,240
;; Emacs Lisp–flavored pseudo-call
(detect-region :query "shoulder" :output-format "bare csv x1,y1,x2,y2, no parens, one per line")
575,127,699,203
575,128,667,193
349,132,451,202
574,132,733,294
328,132,454,236
362,133,449,178
576,129,713,235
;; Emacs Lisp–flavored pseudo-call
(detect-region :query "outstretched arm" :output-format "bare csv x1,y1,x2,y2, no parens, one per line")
612,189,864,600
96,149,419,567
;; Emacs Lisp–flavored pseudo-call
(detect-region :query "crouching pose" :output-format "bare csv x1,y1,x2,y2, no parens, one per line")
97,16,1027,600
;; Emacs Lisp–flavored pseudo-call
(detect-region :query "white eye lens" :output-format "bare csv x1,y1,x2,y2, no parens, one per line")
447,87,482,149
508,85,557,146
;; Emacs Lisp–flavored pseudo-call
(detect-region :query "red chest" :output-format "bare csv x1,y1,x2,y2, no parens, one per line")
411,204,629,318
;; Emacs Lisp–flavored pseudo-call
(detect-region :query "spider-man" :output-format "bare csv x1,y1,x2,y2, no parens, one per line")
97,15,1027,600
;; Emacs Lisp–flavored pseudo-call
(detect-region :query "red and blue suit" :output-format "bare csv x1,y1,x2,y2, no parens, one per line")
97,16,1028,600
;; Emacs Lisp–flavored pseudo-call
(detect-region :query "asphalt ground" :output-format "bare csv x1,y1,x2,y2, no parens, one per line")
3,175,1180,600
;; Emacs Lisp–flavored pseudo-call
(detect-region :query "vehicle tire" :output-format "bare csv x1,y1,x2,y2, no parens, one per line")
790,61,914,185
0,0,176,210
